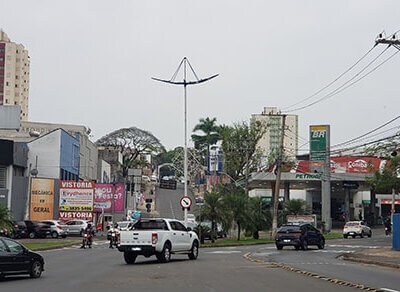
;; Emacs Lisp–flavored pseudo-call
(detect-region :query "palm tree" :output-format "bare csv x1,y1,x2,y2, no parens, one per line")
224,191,248,241
245,197,271,239
191,117,221,169
198,191,224,242
283,199,311,215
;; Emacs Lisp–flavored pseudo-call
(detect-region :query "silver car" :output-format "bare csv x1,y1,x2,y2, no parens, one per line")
343,221,372,238
41,220,68,238
65,220,90,235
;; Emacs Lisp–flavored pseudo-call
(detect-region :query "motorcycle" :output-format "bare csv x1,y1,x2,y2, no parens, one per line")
109,231,118,248
82,233,92,249
385,226,392,236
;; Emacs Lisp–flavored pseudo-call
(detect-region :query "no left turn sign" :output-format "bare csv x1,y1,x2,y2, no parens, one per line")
180,196,192,209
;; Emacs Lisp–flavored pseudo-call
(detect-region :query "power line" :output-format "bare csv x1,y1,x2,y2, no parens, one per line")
284,45,395,113
282,44,378,111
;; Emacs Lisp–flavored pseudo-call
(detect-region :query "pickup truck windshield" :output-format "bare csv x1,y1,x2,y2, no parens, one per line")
134,220,168,230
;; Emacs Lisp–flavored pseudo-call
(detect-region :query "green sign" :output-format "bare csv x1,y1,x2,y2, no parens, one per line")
310,125,328,164
362,200,371,204
295,173,322,180
261,196,271,203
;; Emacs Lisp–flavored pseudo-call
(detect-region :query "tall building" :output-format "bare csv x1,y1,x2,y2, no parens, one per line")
252,106,298,164
0,30,30,121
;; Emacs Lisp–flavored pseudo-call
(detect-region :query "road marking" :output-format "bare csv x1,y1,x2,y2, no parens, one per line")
169,200,176,219
206,250,242,254
380,289,400,292
327,244,381,249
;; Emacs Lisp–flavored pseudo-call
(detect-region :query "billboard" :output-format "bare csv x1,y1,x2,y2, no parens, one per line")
30,178,55,221
0,105,21,130
59,181,94,212
94,184,125,212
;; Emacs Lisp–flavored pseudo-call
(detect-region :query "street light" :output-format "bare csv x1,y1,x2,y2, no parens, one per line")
152,57,218,224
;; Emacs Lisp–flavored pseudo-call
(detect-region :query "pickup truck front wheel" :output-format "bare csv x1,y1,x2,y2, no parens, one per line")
156,242,171,263
124,251,137,264
188,241,199,260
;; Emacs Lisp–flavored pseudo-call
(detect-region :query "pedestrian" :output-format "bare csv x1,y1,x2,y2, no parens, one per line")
359,210,363,221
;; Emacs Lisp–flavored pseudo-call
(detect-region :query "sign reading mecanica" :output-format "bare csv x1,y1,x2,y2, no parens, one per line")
310,125,328,167
30,178,55,221
59,181,94,212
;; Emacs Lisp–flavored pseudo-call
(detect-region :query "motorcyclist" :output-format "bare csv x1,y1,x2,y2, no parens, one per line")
81,222,94,248
109,223,118,248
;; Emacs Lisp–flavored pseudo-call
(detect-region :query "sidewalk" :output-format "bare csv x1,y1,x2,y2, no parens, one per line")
342,247,400,269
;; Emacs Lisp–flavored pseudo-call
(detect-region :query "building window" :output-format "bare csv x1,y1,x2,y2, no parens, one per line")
0,166,6,189
0,66,3,69
5,99,9,104
0,57,3,61
0,49,4,53
5,82,9,86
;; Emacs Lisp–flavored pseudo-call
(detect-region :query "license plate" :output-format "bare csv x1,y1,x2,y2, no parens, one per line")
284,239,290,243
131,247,141,251
349,232,355,235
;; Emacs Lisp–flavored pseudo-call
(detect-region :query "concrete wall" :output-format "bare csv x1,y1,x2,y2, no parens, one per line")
10,176,28,220
28,130,61,179
79,134,98,181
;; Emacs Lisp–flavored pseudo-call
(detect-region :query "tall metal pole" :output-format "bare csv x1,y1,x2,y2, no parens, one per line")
183,60,188,225
272,115,286,238
152,57,218,224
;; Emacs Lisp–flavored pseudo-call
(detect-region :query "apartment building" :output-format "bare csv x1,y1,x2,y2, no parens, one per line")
252,106,298,163
0,30,30,120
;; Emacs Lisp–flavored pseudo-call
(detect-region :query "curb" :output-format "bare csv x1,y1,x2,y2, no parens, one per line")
243,252,382,292
200,241,274,248
341,254,400,270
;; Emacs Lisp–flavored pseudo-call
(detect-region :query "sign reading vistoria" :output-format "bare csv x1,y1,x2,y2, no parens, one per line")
30,178,55,221
59,181,94,212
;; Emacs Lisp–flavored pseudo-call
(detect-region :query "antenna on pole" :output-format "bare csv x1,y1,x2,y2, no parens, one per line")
152,57,218,224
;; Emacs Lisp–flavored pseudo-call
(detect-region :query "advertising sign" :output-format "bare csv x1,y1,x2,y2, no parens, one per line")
59,181,94,212
94,184,125,212
30,178,55,221
287,215,317,227
58,211,93,221
310,125,329,167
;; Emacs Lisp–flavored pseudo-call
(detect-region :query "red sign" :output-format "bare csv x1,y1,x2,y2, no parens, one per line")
295,156,385,174
58,211,93,222
381,199,400,205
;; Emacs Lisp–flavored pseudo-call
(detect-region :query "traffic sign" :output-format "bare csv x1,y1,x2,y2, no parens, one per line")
180,196,192,209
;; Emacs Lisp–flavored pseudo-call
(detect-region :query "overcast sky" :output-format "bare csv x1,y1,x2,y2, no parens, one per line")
1,1,400,152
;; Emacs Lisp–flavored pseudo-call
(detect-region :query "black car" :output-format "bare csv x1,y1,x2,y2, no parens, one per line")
10,221,28,239
275,223,325,250
0,237,44,279
24,221,51,239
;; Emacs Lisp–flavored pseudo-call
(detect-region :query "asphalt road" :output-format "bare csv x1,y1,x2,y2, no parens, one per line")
1,242,357,292
251,228,400,291
155,183,198,220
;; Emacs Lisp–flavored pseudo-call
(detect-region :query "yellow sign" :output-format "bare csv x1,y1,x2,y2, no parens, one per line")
30,178,55,221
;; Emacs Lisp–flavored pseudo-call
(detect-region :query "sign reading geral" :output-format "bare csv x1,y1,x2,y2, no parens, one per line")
30,178,55,221
310,125,328,166
59,181,94,212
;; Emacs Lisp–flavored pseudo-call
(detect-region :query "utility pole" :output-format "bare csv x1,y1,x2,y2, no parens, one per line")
152,58,218,224
245,141,250,195
272,114,286,238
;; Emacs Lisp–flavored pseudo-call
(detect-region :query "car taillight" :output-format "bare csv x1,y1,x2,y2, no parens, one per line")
117,233,121,245
344,226,348,229
292,233,301,237
15,224,18,228
152,233,158,245
57,225,62,229
356,226,361,228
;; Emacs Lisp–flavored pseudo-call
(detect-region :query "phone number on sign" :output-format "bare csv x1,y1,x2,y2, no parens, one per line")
59,206,93,211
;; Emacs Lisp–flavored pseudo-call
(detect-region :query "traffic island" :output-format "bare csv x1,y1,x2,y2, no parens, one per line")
22,240,81,251
341,247,400,269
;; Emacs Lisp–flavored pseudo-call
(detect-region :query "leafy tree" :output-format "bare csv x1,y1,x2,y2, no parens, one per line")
367,156,400,193
197,191,225,242
191,117,221,167
0,203,12,231
219,120,266,180
153,147,183,177
283,199,311,215
245,197,271,239
96,127,164,177
224,190,248,241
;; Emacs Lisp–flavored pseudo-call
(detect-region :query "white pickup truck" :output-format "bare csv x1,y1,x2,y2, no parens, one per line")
117,218,199,264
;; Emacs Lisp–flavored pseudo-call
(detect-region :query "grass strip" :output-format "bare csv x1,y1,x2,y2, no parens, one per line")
323,232,343,239
201,237,274,247
24,241,79,251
